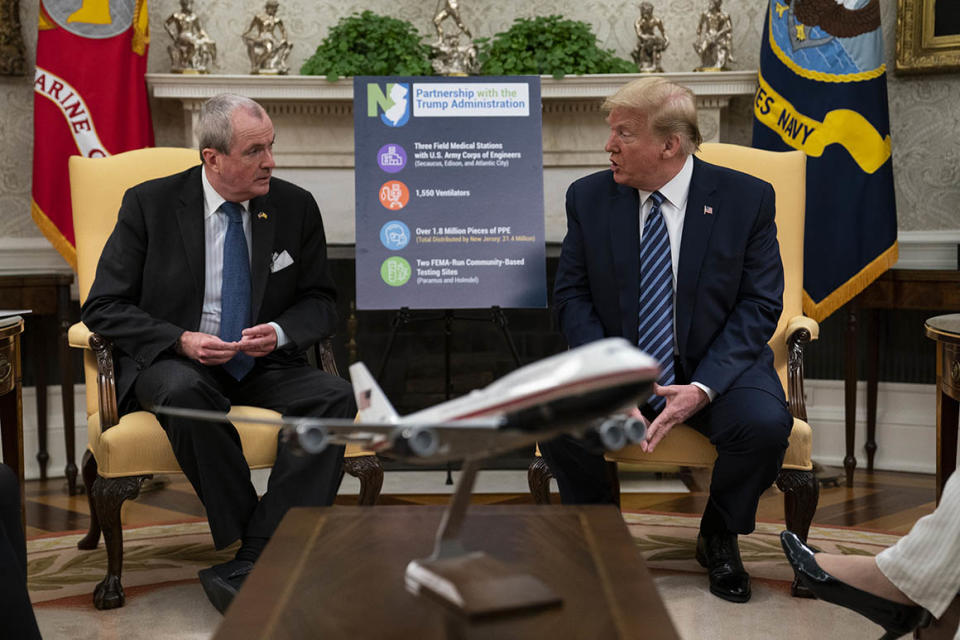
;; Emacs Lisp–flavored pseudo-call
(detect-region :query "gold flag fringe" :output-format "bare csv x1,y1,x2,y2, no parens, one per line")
31,199,78,272
132,0,150,56
802,242,898,322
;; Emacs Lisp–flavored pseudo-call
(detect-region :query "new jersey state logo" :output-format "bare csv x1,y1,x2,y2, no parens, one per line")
367,82,410,127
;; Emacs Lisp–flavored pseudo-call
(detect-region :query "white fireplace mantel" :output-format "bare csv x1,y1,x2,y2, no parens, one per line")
146,71,758,243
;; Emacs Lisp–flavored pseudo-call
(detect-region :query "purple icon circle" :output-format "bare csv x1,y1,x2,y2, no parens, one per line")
377,143,407,173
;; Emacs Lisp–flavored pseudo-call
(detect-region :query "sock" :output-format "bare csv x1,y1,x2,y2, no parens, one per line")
235,535,268,564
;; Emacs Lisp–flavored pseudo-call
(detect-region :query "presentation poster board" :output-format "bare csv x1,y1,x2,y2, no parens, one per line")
353,76,546,310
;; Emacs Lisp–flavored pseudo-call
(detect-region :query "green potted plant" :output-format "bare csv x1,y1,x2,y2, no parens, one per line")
300,10,433,80
476,15,636,78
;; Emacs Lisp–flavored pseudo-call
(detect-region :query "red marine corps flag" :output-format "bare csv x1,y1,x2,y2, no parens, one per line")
32,0,154,270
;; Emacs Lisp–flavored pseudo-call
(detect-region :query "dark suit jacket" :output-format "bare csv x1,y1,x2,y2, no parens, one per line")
554,157,784,399
81,165,338,409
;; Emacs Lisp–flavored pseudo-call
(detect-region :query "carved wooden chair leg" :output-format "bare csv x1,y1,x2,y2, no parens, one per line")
91,474,149,610
528,458,552,504
776,467,820,598
76,450,101,550
343,455,383,506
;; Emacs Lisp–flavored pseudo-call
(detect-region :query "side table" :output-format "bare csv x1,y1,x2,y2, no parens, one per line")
0,274,78,494
0,316,26,533
843,269,960,486
924,313,960,504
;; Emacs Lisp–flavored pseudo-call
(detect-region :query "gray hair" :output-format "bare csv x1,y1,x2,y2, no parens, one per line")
602,77,702,155
196,93,266,161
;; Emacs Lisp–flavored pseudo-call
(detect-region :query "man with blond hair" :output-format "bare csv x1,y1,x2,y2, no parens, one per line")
540,77,791,603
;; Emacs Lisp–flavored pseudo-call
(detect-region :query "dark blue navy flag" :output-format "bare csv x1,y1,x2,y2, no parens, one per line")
752,0,897,322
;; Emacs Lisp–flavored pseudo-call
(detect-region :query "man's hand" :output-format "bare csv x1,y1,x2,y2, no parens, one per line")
239,324,278,357
177,331,240,366
641,383,710,453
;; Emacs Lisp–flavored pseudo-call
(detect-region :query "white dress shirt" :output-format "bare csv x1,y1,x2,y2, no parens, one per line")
200,167,288,347
636,155,715,401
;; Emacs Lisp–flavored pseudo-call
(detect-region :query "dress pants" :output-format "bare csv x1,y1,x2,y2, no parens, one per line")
135,354,356,549
876,470,960,624
0,464,41,639
539,386,791,534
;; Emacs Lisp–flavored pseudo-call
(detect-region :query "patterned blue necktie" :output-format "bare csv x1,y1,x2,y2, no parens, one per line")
218,201,254,380
637,191,675,412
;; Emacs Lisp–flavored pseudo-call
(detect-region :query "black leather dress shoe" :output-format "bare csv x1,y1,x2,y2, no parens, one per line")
780,531,931,639
198,559,254,614
695,532,751,603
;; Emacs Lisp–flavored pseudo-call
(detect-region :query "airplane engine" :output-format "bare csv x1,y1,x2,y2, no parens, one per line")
394,426,440,458
596,419,628,451
293,422,330,454
622,417,647,444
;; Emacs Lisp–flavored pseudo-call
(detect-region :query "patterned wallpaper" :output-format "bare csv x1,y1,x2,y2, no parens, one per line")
2,0,958,238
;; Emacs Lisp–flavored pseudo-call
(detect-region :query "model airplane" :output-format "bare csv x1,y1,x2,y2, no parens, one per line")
156,336,660,617
156,337,659,463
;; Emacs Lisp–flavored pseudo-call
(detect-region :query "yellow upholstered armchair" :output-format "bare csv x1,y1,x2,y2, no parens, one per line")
68,147,382,610
529,143,820,596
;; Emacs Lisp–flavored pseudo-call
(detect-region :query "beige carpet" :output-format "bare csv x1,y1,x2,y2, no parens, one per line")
28,513,903,639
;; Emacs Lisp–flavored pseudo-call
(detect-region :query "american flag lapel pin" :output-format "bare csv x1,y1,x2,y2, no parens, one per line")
703,205,713,215
257,211,268,220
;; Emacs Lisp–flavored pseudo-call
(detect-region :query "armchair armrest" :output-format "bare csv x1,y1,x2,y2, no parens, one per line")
784,315,820,422
68,321,93,349
68,321,119,430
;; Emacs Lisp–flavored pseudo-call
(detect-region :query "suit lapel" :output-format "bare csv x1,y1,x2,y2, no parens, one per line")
609,185,641,344
676,157,718,358
175,167,205,302
249,193,277,323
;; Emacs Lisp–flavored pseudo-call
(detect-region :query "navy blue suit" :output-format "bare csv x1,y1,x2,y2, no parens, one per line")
541,157,792,533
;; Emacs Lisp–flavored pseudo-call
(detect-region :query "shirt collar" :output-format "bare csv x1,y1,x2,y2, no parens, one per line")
637,154,694,210
201,165,250,219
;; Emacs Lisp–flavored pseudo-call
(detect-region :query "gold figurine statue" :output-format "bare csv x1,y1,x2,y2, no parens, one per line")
164,0,217,74
693,0,734,71
430,0,477,75
242,0,293,75
632,2,669,73
433,0,471,39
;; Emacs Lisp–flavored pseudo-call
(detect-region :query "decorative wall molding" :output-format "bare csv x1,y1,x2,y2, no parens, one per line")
804,379,943,475
146,70,758,152
0,238,72,275
895,230,960,270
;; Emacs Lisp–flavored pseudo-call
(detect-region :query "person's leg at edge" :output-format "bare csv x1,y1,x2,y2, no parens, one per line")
0,464,41,639
817,470,960,619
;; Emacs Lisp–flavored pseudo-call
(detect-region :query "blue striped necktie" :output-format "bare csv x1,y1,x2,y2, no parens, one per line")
637,191,674,412
218,201,254,380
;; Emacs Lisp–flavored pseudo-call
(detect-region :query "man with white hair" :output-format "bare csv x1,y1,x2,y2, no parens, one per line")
83,93,354,614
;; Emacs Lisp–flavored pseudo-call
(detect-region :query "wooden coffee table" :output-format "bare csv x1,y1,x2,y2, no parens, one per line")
214,504,679,639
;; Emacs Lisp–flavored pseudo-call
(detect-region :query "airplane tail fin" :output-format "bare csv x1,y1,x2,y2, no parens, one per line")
348,362,400,423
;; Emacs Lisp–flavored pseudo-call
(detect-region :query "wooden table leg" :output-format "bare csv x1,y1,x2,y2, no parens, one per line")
866,308,879,471
31,320,49,481
844,306,858,487
58,282,78,494
936,383,959,505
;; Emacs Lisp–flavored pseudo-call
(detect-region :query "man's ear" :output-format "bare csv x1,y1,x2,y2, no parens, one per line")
201,147,219,172
661,134,682,160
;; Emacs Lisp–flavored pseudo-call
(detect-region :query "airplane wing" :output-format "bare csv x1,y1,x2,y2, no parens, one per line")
152,406,645,463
